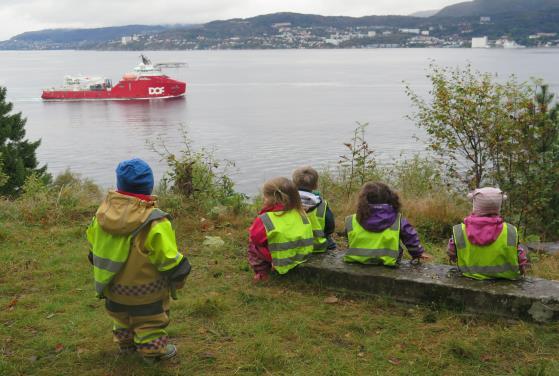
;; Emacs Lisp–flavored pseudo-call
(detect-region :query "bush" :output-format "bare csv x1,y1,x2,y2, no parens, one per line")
0,170,101,225
149,127,248,216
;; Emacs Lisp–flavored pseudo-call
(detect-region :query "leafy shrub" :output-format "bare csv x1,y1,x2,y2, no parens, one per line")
149,127,248,215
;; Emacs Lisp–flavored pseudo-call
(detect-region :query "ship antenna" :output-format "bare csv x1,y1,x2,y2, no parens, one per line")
140,54,151,65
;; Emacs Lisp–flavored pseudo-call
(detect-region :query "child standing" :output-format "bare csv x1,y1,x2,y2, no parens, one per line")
292,166,337,252
248,177,314,282
86,158,191,361
448,187,528,280
344,182,426,265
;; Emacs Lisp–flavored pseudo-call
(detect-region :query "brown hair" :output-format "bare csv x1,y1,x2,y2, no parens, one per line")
262,177,304,214
292,166,319,191
356,182,401,223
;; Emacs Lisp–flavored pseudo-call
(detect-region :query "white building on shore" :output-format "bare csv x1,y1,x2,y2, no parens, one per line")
471,36,489,48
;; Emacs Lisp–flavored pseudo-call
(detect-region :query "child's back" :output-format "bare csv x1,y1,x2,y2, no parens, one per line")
344,182,425,266
449,187,527,280
292,166,336,252
248,177,314,281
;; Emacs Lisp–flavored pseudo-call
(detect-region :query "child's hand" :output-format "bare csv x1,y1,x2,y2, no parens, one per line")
411,253,432,265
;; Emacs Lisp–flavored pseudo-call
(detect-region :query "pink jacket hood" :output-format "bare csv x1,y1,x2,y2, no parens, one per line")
463,214,504,246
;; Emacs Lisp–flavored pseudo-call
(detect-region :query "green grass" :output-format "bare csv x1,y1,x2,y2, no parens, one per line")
2,210,559,376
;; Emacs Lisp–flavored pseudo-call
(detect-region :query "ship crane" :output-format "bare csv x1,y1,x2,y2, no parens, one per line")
154,62,188,69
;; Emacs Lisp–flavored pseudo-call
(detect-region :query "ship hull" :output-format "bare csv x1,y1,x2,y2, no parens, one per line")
42,76,186,101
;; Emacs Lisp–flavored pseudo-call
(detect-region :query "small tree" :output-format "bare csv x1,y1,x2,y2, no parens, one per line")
0,86,48,196
338,122,378,196
496,84,559,237
407,64,559,239
405,63,528,189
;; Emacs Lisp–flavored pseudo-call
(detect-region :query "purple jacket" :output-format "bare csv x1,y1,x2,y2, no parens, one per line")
356,204,425,260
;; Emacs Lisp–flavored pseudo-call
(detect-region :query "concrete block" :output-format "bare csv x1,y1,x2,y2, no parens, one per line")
524,242,559,255
293,252,559,323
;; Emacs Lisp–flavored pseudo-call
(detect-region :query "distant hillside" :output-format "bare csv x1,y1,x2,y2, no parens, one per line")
206,12,423,30
0,24,184,49
410,10,440,17
10,25,168,43
436,0,559,17
2,8,559,51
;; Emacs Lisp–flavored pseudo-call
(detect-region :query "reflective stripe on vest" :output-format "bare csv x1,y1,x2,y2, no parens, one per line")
344,214,401,266
308,200,328,253
259,210,314,274
453,222,520,280
90,209,169,296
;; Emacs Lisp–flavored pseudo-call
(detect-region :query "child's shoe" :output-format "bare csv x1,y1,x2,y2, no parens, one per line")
252,272,269,284
142,344,177,363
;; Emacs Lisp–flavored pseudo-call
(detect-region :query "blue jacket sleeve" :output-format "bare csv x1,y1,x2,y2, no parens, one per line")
324,205,335,235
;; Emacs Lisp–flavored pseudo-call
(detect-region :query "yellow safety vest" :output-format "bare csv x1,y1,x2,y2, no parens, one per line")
344,214,401,266
259,209,314,274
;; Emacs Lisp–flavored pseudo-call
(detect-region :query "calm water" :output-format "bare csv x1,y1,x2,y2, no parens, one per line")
2,49,559,194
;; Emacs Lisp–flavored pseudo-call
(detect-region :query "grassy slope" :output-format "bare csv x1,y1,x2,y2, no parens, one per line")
2,208,559,376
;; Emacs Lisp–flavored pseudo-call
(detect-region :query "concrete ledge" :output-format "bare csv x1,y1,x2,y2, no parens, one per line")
524,242,559,255
294,251,559,323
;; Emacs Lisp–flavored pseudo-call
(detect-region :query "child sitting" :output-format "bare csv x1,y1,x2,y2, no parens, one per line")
448,187,528,280
86,158,191,362
292,166,336,252
248,177,314,282
344,182,426,265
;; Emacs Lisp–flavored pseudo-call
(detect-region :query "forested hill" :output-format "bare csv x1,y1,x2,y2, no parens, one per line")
436,0,559,17
2,6,559,50
0,25,174,49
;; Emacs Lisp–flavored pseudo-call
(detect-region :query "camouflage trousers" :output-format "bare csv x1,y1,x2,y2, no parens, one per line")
105,297,170,357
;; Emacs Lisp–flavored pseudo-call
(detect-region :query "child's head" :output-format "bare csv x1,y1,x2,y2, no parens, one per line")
292,166,319,191
116,158,154,195
357,182,401,222
262,177,303,212
468,187,506,216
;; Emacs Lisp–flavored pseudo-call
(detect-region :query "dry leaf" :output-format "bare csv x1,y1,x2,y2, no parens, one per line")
54,343,64,353
357,352,365,358
7,298,17,310
324,296,339,304
46,314,55,319
388,357,401,365
201,351,216,360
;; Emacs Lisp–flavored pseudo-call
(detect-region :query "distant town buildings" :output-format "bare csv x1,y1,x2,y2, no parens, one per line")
471,36,489,48
399,28,420,34
480,16,491,24
121,35,139,45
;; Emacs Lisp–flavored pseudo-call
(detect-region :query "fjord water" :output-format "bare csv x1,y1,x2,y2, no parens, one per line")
2,49,559,194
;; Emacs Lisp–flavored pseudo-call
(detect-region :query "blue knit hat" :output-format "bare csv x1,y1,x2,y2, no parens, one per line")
116,158,154,195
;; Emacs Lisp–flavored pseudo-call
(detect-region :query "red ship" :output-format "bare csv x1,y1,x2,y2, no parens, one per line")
42,55,186,101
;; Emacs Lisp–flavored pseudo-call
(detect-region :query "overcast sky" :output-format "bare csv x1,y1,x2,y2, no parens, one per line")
0,0,463,40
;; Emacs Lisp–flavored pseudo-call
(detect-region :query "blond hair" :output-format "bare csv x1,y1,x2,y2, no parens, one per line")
262,177,304,214
292,166,319,191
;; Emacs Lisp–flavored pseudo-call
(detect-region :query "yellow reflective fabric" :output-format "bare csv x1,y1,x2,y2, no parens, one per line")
259,209,314,274
344,214,400,266
87,209,170,297
454,223,520,280
145,220,183,272
307,200,328,253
